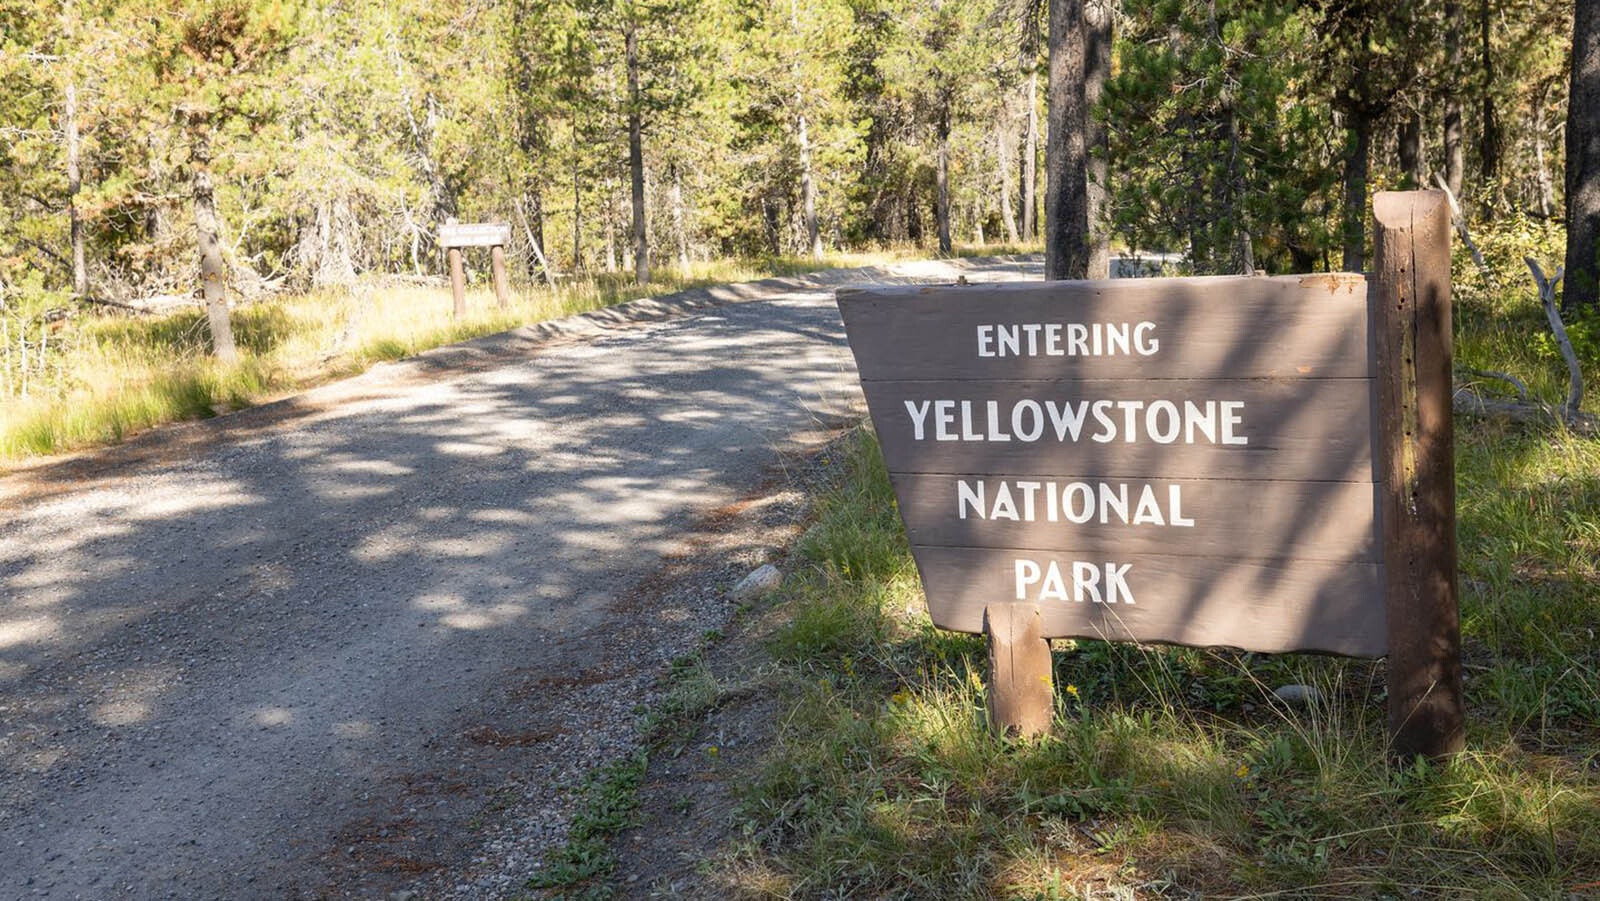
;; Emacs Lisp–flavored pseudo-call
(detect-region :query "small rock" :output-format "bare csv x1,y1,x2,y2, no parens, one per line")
1273,684,1321,705
729,564,782,601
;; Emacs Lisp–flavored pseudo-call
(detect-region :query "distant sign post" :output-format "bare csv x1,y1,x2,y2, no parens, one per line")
439,222,513,316
836,191,1461,760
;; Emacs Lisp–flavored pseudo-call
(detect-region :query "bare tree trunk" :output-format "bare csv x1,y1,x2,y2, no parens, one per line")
1341,110,1374,272
996,128,1020,244
572,147,584,272
605,184,618,273
626,21,649,286
1566,0,1600,312
1444,1,1465,198
1084,0,1111,278
1399,114,1424,188
1225,98,1253,274
797,109,821,260
191,129,237,364
1022,69,1039,241
670,164,690,270
1046,0,1090,279
936,103,953,256
1479,0,1503,214
65,80,87,299
1533,81,1556,220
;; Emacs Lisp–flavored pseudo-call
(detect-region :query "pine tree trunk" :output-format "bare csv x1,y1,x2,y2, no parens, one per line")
1399,115,1424,188
936,104,953,256
191,129,237,364
1534,85,1555,219
1444,1,1465,197
1022,69,1039,241
65,80,87,299
1084,0,1111,279
1479,0,1502,214
670,164,690,270
1340,110,1373,273
798,108,822,260
626,21,649,286
1046,0,1090,279
996,128,1020,244
572,150,584,272
1565,0,1600,311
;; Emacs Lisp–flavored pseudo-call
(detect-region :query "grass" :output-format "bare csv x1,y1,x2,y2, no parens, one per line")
703,224,1600,901
0,245,1032,466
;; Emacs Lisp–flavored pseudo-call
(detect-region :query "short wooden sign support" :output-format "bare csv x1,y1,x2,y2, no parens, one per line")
1372,190,1465,763
983,603,1054,738
439,222,513,317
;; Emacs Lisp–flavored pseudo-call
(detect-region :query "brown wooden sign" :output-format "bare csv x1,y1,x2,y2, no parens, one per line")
437,222,512,314
439,223,513,248
837,273,1387,657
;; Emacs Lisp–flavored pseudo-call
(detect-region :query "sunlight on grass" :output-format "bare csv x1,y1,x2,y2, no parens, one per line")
720,424,1600,898
0,246,1025,466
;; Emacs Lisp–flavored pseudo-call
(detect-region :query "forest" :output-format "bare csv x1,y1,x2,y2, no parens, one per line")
2,0,1578,302
0,0,1589,455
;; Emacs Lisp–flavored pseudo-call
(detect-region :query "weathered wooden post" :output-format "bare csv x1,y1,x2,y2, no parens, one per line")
1372,190,1465,762
447,245,467,318
439,223,513,317
984,603,1054,737
491,245,511,309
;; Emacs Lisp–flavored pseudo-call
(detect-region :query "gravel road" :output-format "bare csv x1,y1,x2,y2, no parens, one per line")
0,258,1037,899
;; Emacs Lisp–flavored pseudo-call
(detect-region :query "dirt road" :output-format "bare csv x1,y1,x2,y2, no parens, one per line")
0,258,1037,899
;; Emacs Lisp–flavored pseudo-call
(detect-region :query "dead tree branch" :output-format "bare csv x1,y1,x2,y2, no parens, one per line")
1433,174,1493,285
1526,257,1584,423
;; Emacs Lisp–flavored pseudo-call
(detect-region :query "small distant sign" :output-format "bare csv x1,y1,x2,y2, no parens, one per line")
439,223,512,248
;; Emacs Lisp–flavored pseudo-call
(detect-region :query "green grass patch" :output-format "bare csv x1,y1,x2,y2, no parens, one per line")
1,247,1023,466
717,423,1600,898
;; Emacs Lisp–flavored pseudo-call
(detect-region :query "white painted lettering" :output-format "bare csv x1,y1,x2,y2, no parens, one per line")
905,400,932,440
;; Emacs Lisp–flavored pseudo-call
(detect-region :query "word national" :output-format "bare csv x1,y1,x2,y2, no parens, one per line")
903,398,1248,445
957,479,1193,527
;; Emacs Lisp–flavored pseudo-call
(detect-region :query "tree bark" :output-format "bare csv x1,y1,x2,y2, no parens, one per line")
996,128,1020,244
1479,0,1503,213
1443,1,1464,198
65,79,87,299
1045,0,1090,280
1084,0,1111,279
798,108,822,260
670,164,690,270
1566,0,1600,312
191,129,237,364
1022,68,1039,241
626,19,649,286
1341,110,1374,272
1533,81,1555,220
1399,114,1424,189
936,101,953,256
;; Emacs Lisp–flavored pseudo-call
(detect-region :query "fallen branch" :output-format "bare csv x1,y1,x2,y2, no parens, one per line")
1454,387,1599,434
1456,367,1528,402
1433,174,1493,285
77,295,158,315
1526,256,1584,424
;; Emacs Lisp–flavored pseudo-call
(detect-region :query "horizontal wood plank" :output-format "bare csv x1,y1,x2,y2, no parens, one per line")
864,378,1375,482
837,275,1370,382
911,546,1386,655
892,473,1379,563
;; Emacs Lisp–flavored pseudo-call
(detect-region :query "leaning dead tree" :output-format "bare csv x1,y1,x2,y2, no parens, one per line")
1453,258,1591,431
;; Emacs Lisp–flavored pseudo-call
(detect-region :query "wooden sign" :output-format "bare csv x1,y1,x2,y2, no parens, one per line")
439,223,513,248
838,191,1460,759
838,274,1386,657
437,223,511,314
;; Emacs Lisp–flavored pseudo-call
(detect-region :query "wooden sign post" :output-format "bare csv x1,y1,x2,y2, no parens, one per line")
439,222,513,316
1373,192,1464,762
835,191,1461,757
